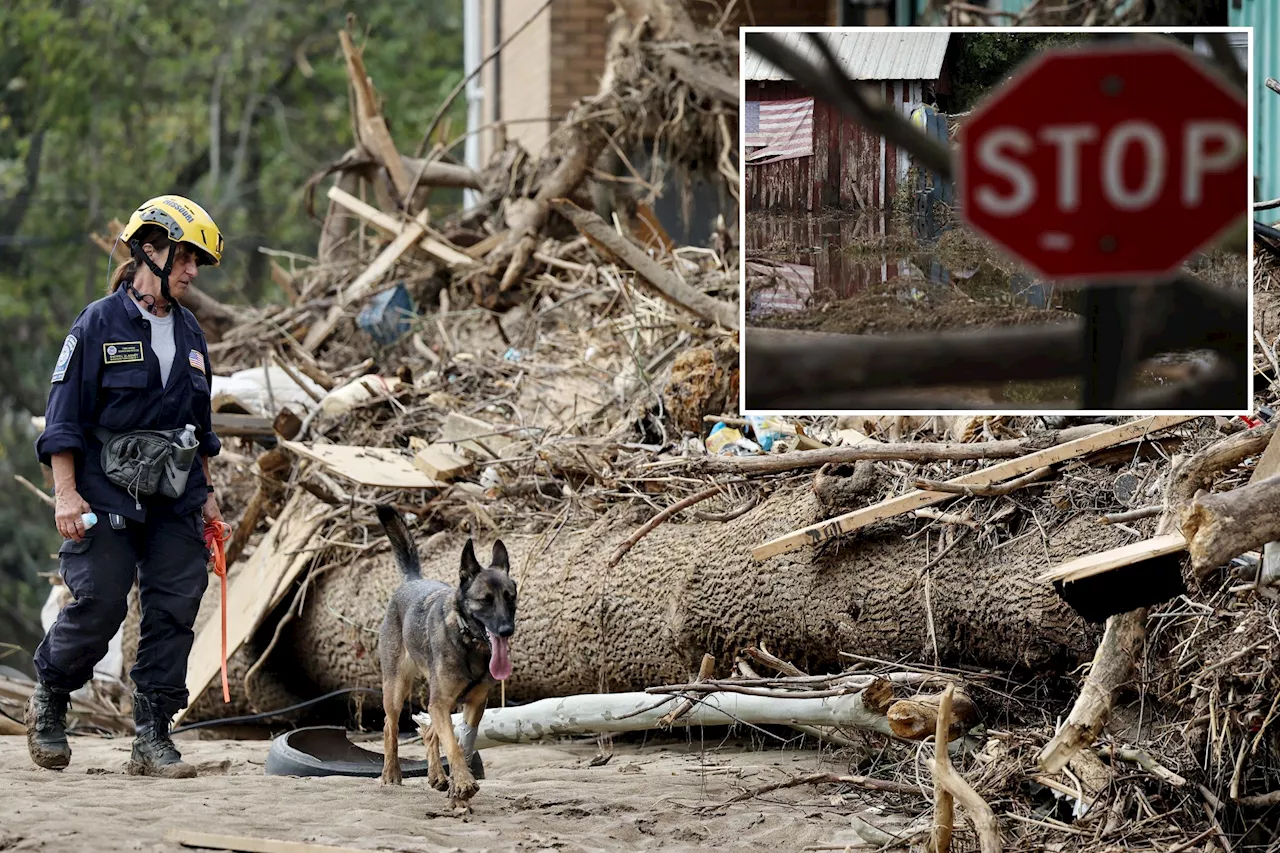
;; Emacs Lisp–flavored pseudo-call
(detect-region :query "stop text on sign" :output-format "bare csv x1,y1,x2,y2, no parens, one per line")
976,120,1245,216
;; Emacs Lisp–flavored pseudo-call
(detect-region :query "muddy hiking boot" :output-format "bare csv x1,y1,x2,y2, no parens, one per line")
128,692,196,779
25,682,72,770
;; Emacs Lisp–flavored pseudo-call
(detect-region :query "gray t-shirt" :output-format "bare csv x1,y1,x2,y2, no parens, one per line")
138,309,177,386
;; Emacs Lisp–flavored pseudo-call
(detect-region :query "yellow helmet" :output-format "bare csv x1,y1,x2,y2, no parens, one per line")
121,195,224,266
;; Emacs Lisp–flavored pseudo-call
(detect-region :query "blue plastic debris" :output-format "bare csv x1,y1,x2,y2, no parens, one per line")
503,347,522,362
357,283,416,346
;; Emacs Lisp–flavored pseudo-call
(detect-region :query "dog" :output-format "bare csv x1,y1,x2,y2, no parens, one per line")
374,504,517,807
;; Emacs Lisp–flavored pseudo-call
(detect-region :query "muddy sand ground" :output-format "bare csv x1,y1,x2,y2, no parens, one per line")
0,734,891,853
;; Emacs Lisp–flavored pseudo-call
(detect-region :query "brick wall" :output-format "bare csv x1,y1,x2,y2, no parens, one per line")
478,0,836,163
549,0,615,119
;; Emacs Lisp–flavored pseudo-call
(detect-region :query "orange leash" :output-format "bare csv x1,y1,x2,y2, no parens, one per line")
203,519,233,703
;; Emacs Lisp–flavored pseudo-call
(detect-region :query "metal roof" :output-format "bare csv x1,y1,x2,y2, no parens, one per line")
743,31,950,82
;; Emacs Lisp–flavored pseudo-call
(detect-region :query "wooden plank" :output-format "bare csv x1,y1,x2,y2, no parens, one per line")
1037,533,1188,584
751,416,1200,561
439,412,517,459
211,412,275,438
280,440,445,489
412,443,474,482
327,185,474,267
300,210,427,353
168,829,374,853
175,493,327,724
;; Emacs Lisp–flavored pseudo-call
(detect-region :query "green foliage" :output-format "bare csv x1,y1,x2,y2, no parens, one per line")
944,32,1097,113
0,0,469,660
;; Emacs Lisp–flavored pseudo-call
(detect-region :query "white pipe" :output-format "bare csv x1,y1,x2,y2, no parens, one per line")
463,0,483,209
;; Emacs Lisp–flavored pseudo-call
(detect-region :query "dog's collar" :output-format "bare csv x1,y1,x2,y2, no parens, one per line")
454,596,488,646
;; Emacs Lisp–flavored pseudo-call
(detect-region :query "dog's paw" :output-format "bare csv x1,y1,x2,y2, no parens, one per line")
448,774,479,803
380,769,403,786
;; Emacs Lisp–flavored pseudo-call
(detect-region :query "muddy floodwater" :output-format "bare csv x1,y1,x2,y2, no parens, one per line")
744,213,1228,407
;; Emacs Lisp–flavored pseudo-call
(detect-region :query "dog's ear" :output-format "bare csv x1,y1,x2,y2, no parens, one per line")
490,540,510,574
460,538,482,588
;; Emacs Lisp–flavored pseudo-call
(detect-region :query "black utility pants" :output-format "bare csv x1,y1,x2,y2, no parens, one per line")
34,509,210,712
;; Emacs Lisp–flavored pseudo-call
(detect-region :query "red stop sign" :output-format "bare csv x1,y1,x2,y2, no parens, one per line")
958,45,1247,281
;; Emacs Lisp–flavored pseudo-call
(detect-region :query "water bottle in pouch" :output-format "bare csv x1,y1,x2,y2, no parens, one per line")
161,423,200,499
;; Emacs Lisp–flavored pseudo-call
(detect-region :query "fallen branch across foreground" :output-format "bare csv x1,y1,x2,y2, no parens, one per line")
551,198,739,330
414,688,900,749
744,274,1245,405
1039,422,1278,773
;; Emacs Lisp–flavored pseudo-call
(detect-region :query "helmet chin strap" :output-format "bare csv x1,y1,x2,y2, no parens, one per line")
128,238,177,314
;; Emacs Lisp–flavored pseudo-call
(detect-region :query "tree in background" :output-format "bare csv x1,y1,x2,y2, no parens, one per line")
0,0,468,668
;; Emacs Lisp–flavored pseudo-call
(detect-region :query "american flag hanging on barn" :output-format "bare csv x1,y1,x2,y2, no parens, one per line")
745,98,814,164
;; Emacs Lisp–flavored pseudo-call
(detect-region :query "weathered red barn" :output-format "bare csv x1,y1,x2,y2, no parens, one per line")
744,31,953,213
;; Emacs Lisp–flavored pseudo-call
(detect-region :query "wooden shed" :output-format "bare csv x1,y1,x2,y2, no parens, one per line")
744,31,952,213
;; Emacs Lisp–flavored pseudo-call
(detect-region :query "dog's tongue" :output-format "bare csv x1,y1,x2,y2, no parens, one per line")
486,630,512,681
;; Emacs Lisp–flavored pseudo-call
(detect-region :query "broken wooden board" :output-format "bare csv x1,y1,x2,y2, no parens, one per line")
174,492,327,725
338,30,412,198
412,443,474,482
1038,533,1188,584
168,829,374,853
327,185,474,267
752,415,1199,561
280,440,445,489
835,428,881,447
439,412,518,459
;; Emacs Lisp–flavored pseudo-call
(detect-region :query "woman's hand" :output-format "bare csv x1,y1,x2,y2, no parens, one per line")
55,489,92,541
202,490,223,528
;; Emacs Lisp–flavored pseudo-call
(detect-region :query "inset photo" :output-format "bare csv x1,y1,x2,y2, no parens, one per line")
741,27,1251,413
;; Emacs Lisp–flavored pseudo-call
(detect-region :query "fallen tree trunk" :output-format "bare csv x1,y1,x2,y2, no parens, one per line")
415,687,896,750
1182,473,1280,576
283,482,1115,709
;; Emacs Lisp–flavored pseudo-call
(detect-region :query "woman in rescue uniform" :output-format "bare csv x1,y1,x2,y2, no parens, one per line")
26,195,226,778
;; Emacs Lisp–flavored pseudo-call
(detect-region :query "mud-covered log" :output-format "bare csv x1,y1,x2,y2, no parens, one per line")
1182,473,1280,575
286,483,1114,704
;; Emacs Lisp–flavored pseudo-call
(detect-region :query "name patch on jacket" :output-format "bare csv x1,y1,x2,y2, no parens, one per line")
103,341,144,365
189,349,206,374
51,335,78,383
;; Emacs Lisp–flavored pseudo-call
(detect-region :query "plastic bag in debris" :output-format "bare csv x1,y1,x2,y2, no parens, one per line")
706,423,762,456
746,415,789,452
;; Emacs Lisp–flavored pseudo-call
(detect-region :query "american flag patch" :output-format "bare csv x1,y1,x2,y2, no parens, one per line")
189,349,206,373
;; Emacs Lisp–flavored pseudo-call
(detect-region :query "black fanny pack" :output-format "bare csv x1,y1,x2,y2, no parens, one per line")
94,426,199,509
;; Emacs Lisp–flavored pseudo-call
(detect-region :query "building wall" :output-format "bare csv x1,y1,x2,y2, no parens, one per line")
746,78,924,214
1230,0,1278,221
478,0,838,165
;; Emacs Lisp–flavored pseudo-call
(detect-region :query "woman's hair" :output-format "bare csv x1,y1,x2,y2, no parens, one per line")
108,224,173,293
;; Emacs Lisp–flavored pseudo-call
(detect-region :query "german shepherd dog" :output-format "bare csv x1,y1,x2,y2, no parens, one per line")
374,504,517,807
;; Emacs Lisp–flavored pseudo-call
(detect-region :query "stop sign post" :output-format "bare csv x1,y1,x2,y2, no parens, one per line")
958,45,1247,281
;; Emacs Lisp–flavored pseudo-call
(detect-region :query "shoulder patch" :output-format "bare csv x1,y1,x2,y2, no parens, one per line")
188,349,206,374
51,335,78,383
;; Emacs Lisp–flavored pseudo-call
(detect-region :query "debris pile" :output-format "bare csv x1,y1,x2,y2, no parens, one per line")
33,4,1280,849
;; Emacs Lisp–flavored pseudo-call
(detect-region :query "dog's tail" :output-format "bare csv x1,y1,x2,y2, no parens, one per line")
375,503,422,580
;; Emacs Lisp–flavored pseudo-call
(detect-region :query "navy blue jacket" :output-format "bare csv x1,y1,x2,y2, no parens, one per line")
36,286,221,521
